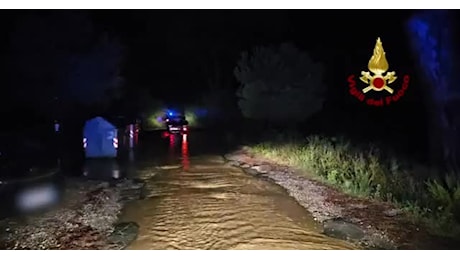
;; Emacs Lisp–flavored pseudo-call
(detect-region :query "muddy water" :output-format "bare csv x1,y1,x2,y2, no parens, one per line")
120,133,357,249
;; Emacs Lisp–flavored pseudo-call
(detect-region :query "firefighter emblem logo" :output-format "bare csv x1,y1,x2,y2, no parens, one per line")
347,37,410,106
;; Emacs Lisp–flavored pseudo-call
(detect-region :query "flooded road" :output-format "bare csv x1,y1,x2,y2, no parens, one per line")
118,132,357,250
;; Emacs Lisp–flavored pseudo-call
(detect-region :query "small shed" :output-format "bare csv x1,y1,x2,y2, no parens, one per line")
83,117,118,158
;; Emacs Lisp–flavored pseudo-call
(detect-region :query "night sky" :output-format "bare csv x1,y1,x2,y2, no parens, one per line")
0,10,418,100
66,10,418,98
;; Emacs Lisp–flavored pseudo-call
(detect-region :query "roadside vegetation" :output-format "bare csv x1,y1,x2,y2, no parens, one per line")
230,40,460,239
249,134,460,239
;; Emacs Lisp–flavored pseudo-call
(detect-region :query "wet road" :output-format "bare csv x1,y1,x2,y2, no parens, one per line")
112,131,357,250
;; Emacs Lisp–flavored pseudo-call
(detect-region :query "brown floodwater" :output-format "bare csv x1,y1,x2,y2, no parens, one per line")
120,134,357,249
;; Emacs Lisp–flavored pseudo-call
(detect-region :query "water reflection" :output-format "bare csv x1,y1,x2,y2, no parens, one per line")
181,134,189,171
121,154,357,250
163,132,190,170
82,159,122,180
168,134,175,164
129,149,135,162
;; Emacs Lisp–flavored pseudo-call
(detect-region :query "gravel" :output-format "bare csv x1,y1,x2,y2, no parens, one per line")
225,151,343,222
224,149,398,249
0,178,143,250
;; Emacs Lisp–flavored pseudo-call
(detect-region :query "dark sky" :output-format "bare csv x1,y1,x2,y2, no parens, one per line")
0,10,419,104
86,10,418,99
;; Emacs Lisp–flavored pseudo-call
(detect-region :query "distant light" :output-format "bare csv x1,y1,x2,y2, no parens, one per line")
129,128,134,138
113,137,119,148
169,112,173,116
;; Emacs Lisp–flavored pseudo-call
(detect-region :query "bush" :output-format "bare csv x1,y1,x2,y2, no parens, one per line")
250,134,460,237
142,111,165,130
234,43,325,126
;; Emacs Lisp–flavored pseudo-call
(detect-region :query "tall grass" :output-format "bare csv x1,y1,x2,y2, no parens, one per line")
250,135,460,238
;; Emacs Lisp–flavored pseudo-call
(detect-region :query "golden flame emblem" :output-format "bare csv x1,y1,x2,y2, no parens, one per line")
360,37,397,94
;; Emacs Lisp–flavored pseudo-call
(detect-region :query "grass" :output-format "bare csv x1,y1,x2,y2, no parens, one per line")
249,134,460,238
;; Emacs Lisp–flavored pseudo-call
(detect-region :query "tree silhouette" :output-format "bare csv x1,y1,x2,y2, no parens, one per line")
234,43,325,126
